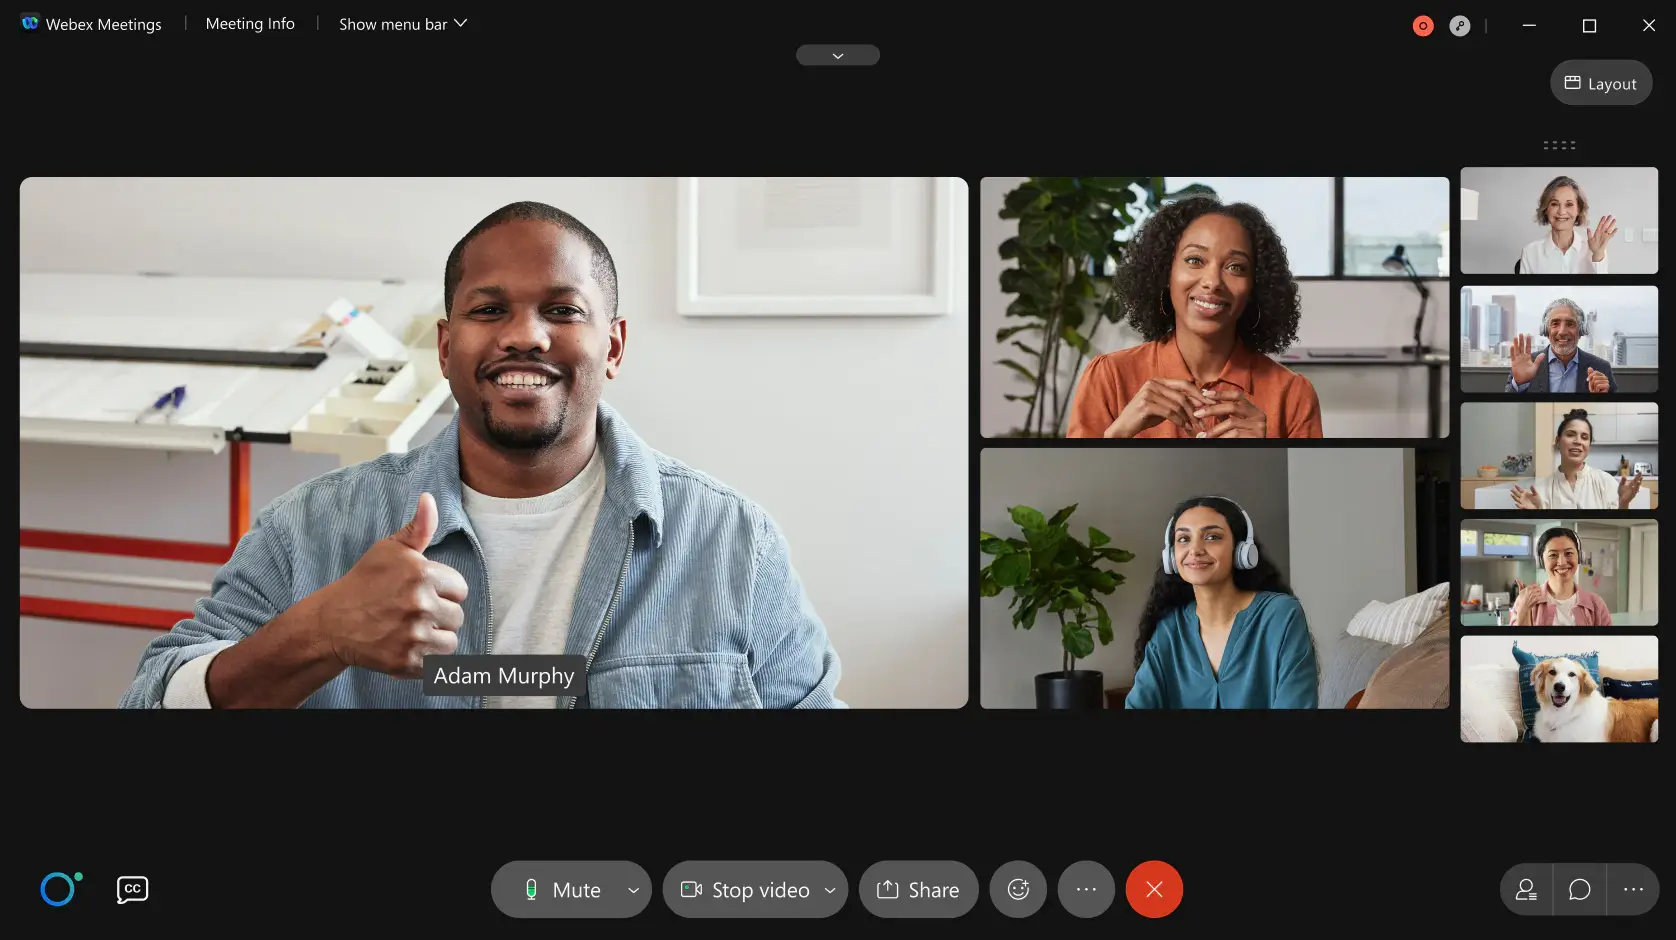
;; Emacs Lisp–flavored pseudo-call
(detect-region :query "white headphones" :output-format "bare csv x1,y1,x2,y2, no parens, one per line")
1533,527,1579,565
1162,498,1259,575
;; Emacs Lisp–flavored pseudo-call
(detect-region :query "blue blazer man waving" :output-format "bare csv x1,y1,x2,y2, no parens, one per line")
1506,298,1617,394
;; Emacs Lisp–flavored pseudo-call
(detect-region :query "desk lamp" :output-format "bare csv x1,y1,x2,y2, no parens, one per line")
1383,245,1432,355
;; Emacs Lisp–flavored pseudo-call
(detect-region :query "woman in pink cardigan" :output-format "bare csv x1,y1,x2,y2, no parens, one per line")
1510,527,1613,626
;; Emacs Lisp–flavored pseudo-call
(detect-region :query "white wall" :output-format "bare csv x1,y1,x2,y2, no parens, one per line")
17,177,970,708
1285,449,1421,660
978,448,1307,708
1460,635,1657,670
1460,403,1536,473
1460,166,1660,275
978,178,1451,439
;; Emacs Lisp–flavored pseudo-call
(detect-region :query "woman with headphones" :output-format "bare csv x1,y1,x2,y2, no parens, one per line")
1065,196,1323,439
1126,496,1319,709
1505,298,1616,394
1509,527,1612,626
1518,175,1616,275
1510,410,1644,510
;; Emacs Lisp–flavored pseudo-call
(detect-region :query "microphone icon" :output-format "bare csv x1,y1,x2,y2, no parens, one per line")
526,879,537,900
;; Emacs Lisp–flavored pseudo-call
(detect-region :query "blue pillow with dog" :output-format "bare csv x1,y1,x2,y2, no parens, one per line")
1511,642,1601,743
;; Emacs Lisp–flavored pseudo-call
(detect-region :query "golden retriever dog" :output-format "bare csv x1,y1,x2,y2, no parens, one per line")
1530,658,1659,743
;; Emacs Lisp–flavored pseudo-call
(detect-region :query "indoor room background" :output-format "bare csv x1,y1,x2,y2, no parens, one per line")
1458,166,1660,275
1458,520,1658,627
978,447,1436,708
978,176,1452,438
18,177,970,709
1460,635,1658,670
1459,284,1658,394
1459,401,1659,509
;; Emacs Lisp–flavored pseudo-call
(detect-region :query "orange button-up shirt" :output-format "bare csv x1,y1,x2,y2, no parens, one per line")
1066,334,1323,439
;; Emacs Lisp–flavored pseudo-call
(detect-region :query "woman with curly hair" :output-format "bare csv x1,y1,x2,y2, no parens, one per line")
1126,496,1318,709
1066,196,1323,438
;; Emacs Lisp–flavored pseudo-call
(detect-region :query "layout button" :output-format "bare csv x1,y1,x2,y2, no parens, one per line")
1550,59,1654,105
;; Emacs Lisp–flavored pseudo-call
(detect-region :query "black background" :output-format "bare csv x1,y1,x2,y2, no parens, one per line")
13,9,1666,932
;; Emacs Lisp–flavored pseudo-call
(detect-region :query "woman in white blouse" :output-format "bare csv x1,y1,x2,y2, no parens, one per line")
1511,409,1643,510
1518,176,1617,275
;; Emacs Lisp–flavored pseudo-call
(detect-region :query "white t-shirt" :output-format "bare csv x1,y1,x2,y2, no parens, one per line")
161,449,606,708
1520,235,1607,274
462,449,605,708
1552,593,1579,627
1533,465,1621,510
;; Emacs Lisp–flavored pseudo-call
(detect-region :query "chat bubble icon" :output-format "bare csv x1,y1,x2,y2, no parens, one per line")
117,876,148,904
1567,878,1591,901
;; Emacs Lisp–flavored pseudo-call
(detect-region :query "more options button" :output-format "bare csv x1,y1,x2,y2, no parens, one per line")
490,861,651,918
663,861,847,918
1550,59,1653,105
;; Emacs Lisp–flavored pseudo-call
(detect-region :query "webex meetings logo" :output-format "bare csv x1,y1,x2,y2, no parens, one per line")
21,12,41,30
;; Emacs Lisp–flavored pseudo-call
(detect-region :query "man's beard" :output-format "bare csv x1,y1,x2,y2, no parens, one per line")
481,398,569,451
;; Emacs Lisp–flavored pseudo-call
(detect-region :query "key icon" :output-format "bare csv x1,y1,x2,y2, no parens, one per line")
1450,16,1471,36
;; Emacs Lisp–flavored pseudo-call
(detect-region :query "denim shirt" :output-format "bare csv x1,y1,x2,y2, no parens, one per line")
119,402,845,709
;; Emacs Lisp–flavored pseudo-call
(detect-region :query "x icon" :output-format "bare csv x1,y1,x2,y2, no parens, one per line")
1147,880,1165,897
1644,19,1655,31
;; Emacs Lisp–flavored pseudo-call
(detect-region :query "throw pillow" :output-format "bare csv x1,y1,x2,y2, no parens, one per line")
1345,582,1451,647
1359,610,1450,708
1511,642,1601,741
1461,669,1520,742
1602,677,1659,700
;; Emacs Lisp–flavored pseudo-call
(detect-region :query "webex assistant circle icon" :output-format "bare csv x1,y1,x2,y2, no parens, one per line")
41,871,82,907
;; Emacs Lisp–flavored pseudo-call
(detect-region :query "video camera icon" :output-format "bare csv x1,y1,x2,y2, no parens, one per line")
876,879,899,899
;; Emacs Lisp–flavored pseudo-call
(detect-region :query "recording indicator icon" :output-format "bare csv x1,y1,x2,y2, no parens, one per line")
526,879,537,900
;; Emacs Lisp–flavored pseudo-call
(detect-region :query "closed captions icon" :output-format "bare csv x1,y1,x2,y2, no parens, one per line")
117,876,149,904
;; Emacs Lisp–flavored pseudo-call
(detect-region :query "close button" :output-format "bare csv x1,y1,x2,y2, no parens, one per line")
797,44,880,66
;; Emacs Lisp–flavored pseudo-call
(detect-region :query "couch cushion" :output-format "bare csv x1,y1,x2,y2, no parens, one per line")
1321,630,1395,709
1358,610,1450,709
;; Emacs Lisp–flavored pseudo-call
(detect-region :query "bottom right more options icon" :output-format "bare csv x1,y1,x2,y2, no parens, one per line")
1126,860,1183,917
1056,861,1117,918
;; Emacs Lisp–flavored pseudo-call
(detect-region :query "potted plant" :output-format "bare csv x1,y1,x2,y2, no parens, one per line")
995,177,1214,437
979,503,1134,709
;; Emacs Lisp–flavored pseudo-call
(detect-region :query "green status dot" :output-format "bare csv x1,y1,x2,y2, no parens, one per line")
74,873,83,881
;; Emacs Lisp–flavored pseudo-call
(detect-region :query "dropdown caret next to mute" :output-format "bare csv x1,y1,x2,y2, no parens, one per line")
795,44,881,66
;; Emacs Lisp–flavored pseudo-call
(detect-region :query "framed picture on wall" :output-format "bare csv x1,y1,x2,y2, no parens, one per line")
675,176,960,317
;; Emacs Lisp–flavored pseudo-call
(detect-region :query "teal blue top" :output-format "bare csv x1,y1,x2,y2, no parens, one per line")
1125,591,1319,709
